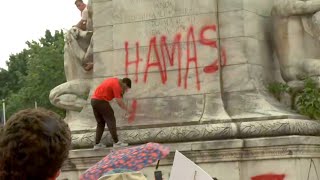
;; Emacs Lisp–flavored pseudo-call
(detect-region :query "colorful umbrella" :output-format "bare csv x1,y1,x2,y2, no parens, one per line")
80,142,170,180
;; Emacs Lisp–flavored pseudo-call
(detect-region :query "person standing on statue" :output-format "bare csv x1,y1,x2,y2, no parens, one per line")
91,77,133,149
74,0,88,31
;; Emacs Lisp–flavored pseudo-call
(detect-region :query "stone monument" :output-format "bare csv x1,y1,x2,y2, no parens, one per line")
272,0,320,89
53,0,320,179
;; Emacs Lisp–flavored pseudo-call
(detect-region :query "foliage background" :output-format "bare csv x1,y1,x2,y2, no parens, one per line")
268,78,320,120
0,30,66,119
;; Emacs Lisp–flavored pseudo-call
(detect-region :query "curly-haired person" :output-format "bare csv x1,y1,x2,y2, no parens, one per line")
0,108,71,180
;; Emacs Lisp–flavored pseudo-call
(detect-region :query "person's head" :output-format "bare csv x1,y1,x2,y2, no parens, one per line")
121,78,132,92
75,0,86,11
0,108,71,180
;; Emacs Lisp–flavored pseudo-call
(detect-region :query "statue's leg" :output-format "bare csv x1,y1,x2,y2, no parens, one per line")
83,37,94,71
49,79,91,111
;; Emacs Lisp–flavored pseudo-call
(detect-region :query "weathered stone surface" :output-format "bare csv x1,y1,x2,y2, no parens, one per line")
220,37,248,65
92,51,113,76
67,93,231,134
72,123,237,147
59,136,320,180
50,0,320,179
113,13,218,49
241,159,320,180
112,0,217,24
244,135,320,147
93,66,220,97
224,90,294,119
240,119,320,138
69,118,320,148
222,64,254,92
95,41,221,76
222,64,275,93
201,93,231,122
218,0,242,12
126,93,230,126
122,95,204,126
272,0,320,84
51,0,320,154
92,0,110,4
126,69,221,97
92,26,113,52
221,37,272,66
242,0,273,16
92,1,112,27
219,0,273,16
219,10,269,40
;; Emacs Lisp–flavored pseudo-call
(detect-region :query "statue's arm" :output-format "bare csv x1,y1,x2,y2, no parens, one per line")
273,0,320,16
75,20,87,31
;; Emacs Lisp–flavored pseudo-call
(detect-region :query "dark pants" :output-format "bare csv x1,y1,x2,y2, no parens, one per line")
91,99,119,144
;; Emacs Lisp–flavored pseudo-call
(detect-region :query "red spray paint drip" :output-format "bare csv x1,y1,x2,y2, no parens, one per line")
128,99,137,123
251,174,286,180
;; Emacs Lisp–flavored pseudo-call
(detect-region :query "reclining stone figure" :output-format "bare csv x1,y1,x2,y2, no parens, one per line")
272,0,320,86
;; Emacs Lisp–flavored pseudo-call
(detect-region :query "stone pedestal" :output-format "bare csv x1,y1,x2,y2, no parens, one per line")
51,0,320,179
58,0,320,149
59,136,320,180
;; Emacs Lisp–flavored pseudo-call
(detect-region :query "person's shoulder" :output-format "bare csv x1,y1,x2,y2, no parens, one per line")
104,78,119,86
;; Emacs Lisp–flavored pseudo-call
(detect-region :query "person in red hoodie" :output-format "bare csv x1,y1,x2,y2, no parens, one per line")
91,77,133,149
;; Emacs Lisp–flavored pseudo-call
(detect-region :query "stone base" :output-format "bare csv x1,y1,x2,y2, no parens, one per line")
71,117,320,149
59,135,320,180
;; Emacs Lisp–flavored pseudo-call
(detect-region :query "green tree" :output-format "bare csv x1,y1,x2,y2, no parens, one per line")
0,68,10,99
0,49,29,99
296,78,320,120
268,78,320,120
1,30,66,118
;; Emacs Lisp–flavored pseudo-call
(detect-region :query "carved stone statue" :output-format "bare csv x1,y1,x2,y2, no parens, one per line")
49,0,94,120
272,0,320,86
64,27,93,81
49,0,320,150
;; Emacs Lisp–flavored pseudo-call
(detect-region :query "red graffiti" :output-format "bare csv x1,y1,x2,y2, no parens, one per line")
200,25,227,74
144,37,166,84
251,174,286,180
185,26,200,90
124,24,227,90
128,99,137,123
203,47,227,73
160,34,182,86
125,41,140,83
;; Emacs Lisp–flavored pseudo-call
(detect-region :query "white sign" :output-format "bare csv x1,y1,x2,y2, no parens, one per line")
169,150,214,180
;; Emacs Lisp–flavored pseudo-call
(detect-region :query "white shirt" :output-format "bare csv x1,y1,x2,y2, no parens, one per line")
81,7,88,21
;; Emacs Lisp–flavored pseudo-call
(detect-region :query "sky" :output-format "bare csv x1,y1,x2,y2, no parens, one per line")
0,0,88,70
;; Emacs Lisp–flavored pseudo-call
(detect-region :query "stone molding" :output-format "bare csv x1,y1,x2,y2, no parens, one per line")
63,136,320,171
71,118,320,148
